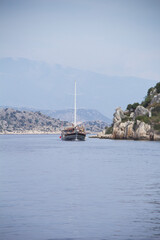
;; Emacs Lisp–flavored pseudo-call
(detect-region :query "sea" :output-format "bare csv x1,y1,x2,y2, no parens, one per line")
0,134,160,240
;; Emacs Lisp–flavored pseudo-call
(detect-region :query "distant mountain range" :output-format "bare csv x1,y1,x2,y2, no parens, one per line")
0,106,111,124
0,57,157,118
41,108,111,123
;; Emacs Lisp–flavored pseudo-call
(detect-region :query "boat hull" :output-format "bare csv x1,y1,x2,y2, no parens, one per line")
61,133,76,141
61,132,86,141
77,133,86,141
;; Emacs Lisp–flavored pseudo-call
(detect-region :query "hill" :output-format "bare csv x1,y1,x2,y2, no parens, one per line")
40,109,111,123
0,107,111,124
0,108,108,134
96,82,160,141
0,108,69,134
83,120,107,133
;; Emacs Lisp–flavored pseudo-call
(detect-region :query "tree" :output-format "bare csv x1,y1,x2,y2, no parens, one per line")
127,102,139,112
142,95,152,108
132,102,139,110
155,82,160,93
127,104,133,111
147,87,154,96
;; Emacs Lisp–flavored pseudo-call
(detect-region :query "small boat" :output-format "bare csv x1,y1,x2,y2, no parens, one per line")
61,81,86,141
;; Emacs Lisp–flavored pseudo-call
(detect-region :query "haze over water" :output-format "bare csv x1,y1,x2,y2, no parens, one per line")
0,135,160,240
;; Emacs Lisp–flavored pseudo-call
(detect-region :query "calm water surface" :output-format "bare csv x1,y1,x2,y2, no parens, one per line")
0,135,160,240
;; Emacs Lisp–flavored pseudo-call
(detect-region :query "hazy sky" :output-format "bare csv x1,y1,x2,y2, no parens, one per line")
1,0,160,81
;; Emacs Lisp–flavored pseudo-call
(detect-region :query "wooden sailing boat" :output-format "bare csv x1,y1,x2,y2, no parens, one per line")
61,81,86,141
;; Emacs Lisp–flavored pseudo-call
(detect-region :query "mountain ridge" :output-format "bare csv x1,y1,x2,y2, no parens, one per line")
0,106,111,124
0,57,157,118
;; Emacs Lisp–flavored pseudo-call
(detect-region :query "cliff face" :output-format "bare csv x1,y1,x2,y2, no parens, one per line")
112,107,157,140
98,82,160,141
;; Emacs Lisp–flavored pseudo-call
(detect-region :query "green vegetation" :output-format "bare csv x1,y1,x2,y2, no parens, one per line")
141,82,160,107
35,118,39,124
19,119,25,127
153,124,160,131
152,104,160,116
121,116,133,122
36,111,42,116
0,108,70,133
127,102,139,112
135,115,151,124
133,102,160,131
28,119,32,123
119,82,160,138
46,121,52,126
141,95,152,108
155,82,160,93
126,82,160,110
147,87,154,96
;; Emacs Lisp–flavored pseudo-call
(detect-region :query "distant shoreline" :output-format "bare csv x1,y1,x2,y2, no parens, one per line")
0,131,96,135
0,131,61,135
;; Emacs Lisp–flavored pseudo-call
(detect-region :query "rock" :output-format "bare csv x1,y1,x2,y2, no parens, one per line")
112,119,154,141
100,82,160,141
130,112,134,118
113,121,134,139
113,107,125,124
108,105,156,141
149,88,157,96
124,110,129,115
124,121,134,139
154,134,160,141
97,131,104,138
134,106,150,118
95,131,113,139
134,120,151,140
151,93,160,105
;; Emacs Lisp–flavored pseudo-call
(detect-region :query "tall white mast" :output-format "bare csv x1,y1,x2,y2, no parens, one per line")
74,80,77,127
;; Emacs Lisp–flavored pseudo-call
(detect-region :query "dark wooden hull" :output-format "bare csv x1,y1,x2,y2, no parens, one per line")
77,132,86,141
61,132,86,141
61,133,76,141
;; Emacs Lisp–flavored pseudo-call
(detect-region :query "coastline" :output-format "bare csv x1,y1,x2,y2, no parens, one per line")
0,131,61,135
89,133,160,141
0,131,98,135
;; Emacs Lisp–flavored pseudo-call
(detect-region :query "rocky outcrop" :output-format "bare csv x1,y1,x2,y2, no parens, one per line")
134,106,150,118
112,108,153,140
113,107,125,124
151,93,160,105
113,120,134,139
134,120,152,140
94,105,159,141
92,82,160,141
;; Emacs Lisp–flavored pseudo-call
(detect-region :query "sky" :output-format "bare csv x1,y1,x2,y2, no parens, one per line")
0,0,160,81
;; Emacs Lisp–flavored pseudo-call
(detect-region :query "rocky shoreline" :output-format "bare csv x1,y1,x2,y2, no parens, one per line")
91,82,160,141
